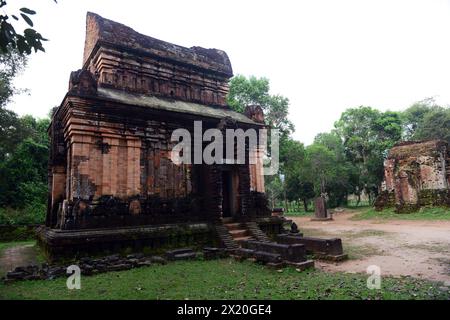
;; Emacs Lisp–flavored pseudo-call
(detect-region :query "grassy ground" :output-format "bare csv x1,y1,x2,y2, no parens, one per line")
351,207,450,221
0,258,449,300
284,211,313,217
285,205,371,218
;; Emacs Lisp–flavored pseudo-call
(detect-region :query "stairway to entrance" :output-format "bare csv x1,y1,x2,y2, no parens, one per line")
215,219,271,250
223,222,253,244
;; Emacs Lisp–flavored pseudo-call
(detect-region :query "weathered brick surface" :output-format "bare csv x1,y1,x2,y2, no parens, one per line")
375,140,450,212
45,12,270,243
83,12,232,107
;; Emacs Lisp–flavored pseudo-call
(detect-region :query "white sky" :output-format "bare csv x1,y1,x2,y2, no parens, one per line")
6,0,450,145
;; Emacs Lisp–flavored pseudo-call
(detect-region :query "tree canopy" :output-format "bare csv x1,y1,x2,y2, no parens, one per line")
0,1,56,55
227,75,294,137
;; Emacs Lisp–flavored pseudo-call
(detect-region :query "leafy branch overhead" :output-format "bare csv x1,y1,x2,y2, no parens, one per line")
0,1,57,54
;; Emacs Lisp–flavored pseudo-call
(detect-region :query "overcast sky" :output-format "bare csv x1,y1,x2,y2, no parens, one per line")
6,0,450,145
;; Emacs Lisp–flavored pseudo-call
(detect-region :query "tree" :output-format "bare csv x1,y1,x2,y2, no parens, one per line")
286,168,315,211
265,174,284,209
402,98,436,140
402,99,450,143
305,144,335,195
227,75,295,210
0,1,57,55
0,111,49,209
334,106,402,202
0,48,27,107
227,75,294,137
0,107,33,161
415,107,450,143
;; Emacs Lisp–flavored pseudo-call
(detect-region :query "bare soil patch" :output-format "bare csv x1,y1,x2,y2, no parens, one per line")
0,244,38,275
291,210,450,285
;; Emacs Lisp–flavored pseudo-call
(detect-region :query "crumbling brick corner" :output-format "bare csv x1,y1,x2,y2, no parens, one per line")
375,140,450,213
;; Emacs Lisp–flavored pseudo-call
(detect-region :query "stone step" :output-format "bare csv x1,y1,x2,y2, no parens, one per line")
234,236,253,243
229,229,250,238
224,223,245,231
214,224,239,250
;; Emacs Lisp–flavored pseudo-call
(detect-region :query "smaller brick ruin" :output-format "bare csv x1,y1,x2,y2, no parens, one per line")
375,140,450,213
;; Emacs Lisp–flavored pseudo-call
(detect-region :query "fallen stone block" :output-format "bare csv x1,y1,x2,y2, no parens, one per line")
172,252,197,261
254,251,283,264
137,261,153,267
242,240,308,263
150,256,167,265
277,234,347,261
165,248,195,261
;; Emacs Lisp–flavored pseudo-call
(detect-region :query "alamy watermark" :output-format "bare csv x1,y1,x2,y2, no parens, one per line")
366,265,381,290
170,121,279,175
66,265,81,290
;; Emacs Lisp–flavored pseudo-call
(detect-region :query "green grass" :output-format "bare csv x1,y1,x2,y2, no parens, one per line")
285,211,313,217
0,259,448,300
351,207,450,221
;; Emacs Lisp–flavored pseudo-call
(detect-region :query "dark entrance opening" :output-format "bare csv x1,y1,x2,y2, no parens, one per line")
222,171,232,218
221,168,240,219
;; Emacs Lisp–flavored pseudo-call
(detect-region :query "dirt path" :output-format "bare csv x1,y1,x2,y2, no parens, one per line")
291,211,450,285
0,244,38,276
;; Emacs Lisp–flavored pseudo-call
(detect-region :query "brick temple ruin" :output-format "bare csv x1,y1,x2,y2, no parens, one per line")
39,12,280,258
375,140,450,213
38,13,346,265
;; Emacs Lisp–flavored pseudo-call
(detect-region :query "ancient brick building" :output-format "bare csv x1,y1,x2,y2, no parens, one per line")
40,12,283,258
375,140,450,213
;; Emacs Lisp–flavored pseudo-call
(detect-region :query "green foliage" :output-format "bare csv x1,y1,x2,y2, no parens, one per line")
0,137,48,207
0,199,46,225
0,258,448,300
227,75,270,113
0,48,27,108
352,206,450,221
265,174,284,209
227,75,294,136
334,106,402,202
402,99,450,143
227,75,295,209
0,109,49,225
0,1,57,55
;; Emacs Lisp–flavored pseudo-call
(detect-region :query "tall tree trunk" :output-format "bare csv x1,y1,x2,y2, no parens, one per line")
303,198,308,212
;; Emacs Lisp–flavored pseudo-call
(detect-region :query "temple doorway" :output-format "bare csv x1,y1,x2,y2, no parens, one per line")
221,168,240,219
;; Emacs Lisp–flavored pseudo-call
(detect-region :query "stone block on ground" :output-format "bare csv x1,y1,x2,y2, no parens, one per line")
165,249,196,261
277,234,347,261
242,240,308,263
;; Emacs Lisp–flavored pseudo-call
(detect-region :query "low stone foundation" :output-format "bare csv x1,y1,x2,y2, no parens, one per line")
37,222,217,261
